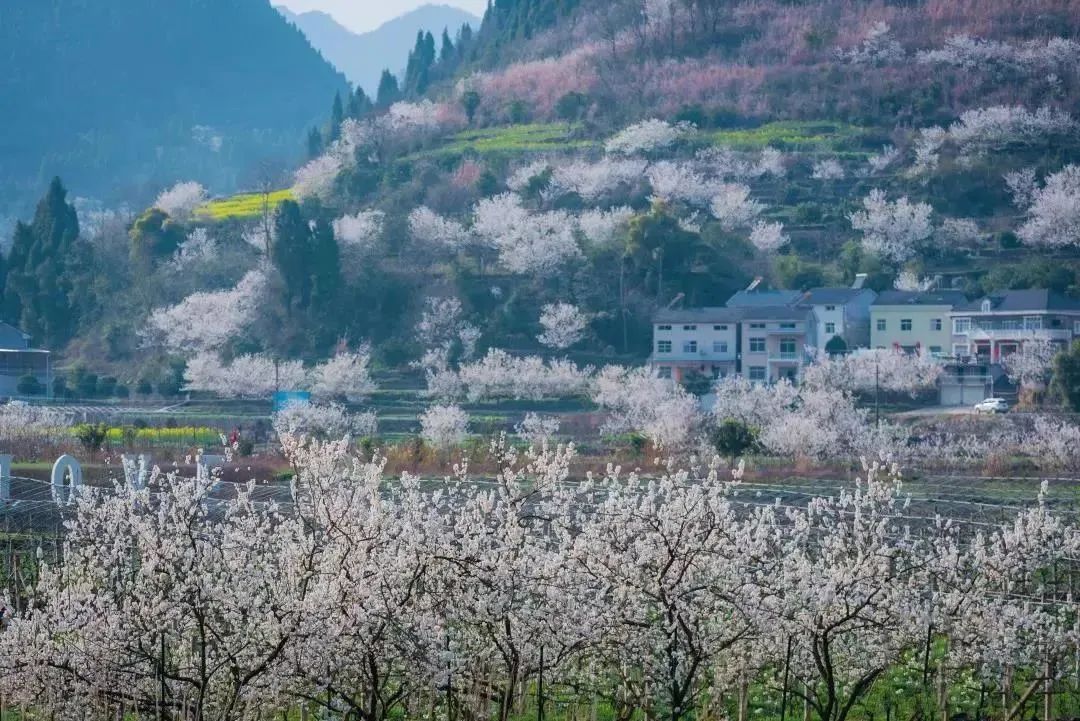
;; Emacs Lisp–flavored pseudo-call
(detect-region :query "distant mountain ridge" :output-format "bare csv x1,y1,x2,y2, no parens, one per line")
0,0,348,215
278,4,479,94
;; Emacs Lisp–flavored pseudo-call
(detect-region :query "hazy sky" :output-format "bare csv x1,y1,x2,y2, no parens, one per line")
276,0,487,33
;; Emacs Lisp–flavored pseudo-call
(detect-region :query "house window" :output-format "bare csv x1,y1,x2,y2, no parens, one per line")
931,318,942,331
683,324,697,331
981,299,992,313
749,338,766,353
1024,316,1042,331
779,339,797,357
825,305,836,311
657,366,672,379
901,319,912,332
876,319,886,332
749,323,766,329
953,318,971,334
952,344,970,357
713,324,728,331
929,345,942,355
748,366,766,381
683,341,697,353
825,322,836,335
1075,320,1080,335
657,340,672,353
779,322,797,329
657,325,672,331
713,341,728,354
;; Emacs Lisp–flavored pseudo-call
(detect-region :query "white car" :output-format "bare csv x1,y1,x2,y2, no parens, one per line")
974,397,1009,414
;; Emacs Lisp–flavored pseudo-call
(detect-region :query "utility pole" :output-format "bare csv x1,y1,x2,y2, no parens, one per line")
875,353,881,427
537,646,545,721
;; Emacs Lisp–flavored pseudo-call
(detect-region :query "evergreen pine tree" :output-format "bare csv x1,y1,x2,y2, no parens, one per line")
272,200,314,309
348,87,374,119
329,92,345,140
307,127,324,159
3,178,82,347
376,70,401,108
440,28,455,64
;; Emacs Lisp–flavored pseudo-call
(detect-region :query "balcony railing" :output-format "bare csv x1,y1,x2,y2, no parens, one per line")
769,352,801,362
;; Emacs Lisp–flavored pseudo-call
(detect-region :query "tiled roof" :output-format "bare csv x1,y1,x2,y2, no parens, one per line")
800,287,875,305
873,290,967,307
654,307,744,324
0,322,30,350
955,289,1080,313
726,290,803,308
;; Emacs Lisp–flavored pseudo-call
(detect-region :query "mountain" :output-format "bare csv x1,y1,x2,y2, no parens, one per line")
278,4,479,94
0,0,349,215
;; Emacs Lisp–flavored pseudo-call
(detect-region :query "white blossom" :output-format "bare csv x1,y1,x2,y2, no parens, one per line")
154,181,207,220
419,403,469,447
605,119,693,155
309,350,377,402
811,158,845,180
748,221,789,253
333,210,384,251
849,190,933,263
273,401,377,440
1017,165,1080,248
709,183,764,230
1003,339,1059,388
537,303,589,350
577,207,634,247
408,207,469,250
143,269,268,354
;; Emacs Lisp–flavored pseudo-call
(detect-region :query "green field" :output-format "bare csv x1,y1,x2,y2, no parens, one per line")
706,120,874,153
196,188,294,220
418,123,597,159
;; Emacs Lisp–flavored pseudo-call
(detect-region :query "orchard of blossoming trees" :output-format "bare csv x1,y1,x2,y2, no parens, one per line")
1,437,1080,721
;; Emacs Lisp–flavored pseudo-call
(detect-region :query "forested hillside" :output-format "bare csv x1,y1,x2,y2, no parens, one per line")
278,5,479,94
0,0,347,219
8,0,1080,401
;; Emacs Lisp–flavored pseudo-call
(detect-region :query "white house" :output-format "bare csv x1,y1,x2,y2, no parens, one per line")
650,307,741,383
797,286,877,353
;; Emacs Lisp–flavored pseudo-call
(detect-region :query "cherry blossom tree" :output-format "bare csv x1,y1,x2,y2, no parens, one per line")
811,159,845,180
647,160,716,207
537,302,589,350
893,269,934,291
514,412,560,447
838,21,905,65
273,400,377,440
419,403,469,447
591,365,701,448
577,206,635,247
333,210,384,251
184,352,309,397
549,158,647,201
748,220,789,253
472,195,582,275
506,160,551,192
803,348,944,396
709,183,764,230
1017,165,1080,248
1003,339,1060,389
143,268,268,354
605,119,693,155
408,206,469,251
310,349,377,402
154,181,207,220
849,190,933,263
866,146,900,174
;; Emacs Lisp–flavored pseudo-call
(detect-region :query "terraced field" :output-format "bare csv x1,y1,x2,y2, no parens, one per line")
196,188,294,220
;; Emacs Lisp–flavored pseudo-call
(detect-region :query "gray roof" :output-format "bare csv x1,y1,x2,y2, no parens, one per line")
0,322,31,350
799,287,875,306
726,289,803,308
738,305,813,322
873,290,967,308
654,307,744,324
955,289,1080,313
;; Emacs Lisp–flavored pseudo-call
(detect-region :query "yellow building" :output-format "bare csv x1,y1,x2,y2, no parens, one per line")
870,290,965,356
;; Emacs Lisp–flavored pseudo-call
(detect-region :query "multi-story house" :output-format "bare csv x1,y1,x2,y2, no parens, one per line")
737,307,816,383
650,307,741,382
870,290,966,356
797,286,877,352
949,289,1080,362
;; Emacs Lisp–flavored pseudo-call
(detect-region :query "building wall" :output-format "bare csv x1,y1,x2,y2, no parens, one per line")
870,306,952,355
652,321,738,381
